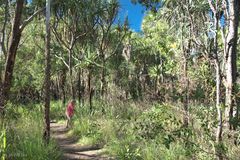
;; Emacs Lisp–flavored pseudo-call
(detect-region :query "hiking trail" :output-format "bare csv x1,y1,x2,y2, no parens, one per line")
51,123,113,160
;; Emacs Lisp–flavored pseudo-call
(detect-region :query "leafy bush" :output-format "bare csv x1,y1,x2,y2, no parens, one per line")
134,104,181,143
108,134,142,160
50,101,66,121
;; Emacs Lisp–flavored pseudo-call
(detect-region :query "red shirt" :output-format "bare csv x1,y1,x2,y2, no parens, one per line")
66,102,74,117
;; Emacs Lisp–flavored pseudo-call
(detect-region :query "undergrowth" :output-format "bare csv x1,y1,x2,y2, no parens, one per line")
3,100,239,160
1,103,61,160
56,99,240,160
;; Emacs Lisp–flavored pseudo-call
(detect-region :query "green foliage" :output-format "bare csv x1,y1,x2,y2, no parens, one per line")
50,101,65,121
134,104,181,139
0,124,6,160
5,104,61,160
1,0,240,159
57,101,219,159
109,134,142,160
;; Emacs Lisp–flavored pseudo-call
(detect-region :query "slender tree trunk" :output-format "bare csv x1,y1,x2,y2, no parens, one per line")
215,60,222,143
68,49,75,100
78,69,81,106
101,68,105,98
181,24,189,127
154,76,159,96
82,69,85,107
183,55,189,127
55,76,60,99
137,74,142,100
43,0,51,144
143,62,146,93
225,0,239,130
0,0,24,115
209,2,223,158
88,67,93,113
101,57,106,99
0,0,8,58
60,68,67,105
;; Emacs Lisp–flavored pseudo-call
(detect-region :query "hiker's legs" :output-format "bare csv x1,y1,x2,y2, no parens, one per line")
66,114,70,128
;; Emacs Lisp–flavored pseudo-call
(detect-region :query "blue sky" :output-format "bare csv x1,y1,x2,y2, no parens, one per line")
118,0,145,32
27,0,145,31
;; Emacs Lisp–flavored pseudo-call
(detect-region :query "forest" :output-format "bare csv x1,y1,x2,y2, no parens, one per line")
0,0,240,159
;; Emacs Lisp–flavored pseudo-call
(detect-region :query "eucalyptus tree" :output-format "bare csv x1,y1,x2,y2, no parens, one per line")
86,22,128,111
0,0,25,115
94,0,128,100
221,0,240,130
207,0,240,136
43,0,51,144
0,0,44,115
154,0,195,126
141,13,177,99
52,0,99,100
207,2,225,159
0,0,9,103
0,0,9,58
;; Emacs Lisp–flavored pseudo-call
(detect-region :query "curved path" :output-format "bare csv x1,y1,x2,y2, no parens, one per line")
51,123,113,160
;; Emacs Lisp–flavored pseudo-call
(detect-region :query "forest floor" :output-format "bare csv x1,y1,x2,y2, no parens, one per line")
51,122,112,160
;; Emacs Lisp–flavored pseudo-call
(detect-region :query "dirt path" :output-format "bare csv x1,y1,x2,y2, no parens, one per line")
51,123,113,160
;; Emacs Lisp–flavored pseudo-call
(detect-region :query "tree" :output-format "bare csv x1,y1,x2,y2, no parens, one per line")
43,0,51,144
95,0,121,99
224,0,239,130
208,1,223,159
136,0,226,158
0,0,24,115
0,1,44,115
52,0,99,100
0,0,9,58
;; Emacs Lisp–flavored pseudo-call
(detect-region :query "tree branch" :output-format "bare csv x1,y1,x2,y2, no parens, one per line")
54,54,70,69
51,27,70,50
208,0,216,15
20,7,45,31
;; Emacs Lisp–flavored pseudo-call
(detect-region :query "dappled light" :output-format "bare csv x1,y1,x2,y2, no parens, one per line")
0,0,240,159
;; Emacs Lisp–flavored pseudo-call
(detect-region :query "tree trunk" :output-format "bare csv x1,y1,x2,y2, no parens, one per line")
0,0,24,115
59,68,67,105
183,56,189,127
78,69,82,106
56,76,60,99
101,58,106,99
88,67,93,113
0,0,8,57
225,0,239,130
81,69,85,107
213,8,222,144
209,3,223,158
215,60,222,143
68,49,75,100
43,0,51,144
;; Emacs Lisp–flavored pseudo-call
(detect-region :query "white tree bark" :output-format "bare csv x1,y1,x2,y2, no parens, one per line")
225,0,239,130
43,0,51,144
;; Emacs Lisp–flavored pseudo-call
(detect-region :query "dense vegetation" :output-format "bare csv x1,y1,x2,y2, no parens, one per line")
0,0,240,159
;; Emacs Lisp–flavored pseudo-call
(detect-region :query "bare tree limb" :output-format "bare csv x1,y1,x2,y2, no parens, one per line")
54,54,70,69
20,7,45,31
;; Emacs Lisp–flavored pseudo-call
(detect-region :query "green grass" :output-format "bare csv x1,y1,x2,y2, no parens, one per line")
3,103,61,160
60,100,239,160
5,100,236,160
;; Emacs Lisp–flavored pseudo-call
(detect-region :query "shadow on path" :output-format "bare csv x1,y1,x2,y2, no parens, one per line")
51,123,113,160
